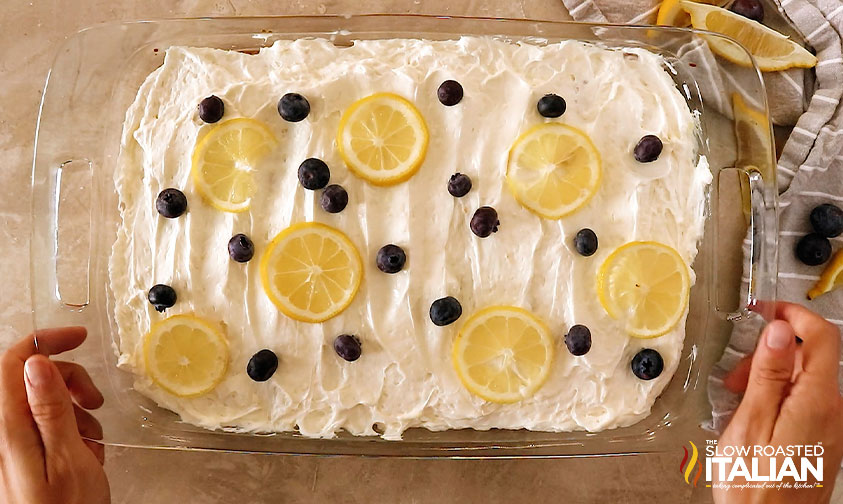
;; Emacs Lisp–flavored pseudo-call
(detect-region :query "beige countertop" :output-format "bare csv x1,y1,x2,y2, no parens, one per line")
2,1,838,503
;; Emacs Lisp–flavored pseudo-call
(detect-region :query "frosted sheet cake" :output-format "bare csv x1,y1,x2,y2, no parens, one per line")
109,37,711,439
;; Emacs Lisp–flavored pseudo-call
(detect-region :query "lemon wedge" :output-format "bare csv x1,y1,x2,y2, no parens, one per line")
337,92,429,186
656,0,720,28
452,306,554,404
657,0,692,27
598,242,691,338
732,92,774,219
506,123,601,219
732,93,774,173
681,1,817,71
808,249,843,300
191,118,277,212
260,222,363,323
143,314,229,397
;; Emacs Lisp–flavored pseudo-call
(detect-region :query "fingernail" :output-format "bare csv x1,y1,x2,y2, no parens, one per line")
766,322,792,350
24,357,53,388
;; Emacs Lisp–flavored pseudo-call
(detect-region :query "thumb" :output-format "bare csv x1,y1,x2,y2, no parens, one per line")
732,320,797,440
24,354,80,458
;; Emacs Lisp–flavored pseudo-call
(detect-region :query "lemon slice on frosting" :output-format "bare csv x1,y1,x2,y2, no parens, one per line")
143,314,229,397
598,241,691,338
506,123,601,219
191,118,277,212
452,306,554,403
260,222,363,323
337,92,429,186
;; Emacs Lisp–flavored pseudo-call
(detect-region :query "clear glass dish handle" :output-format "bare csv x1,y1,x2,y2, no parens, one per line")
30,157,94,344
716,165,778,322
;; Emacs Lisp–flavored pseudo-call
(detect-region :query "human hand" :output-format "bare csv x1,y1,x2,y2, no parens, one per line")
716,302,843,503
0,327,110,504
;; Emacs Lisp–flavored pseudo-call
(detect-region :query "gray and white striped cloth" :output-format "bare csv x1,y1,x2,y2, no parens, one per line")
559,0,843,431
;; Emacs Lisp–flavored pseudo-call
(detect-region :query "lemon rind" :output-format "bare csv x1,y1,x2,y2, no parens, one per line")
808,249,843,300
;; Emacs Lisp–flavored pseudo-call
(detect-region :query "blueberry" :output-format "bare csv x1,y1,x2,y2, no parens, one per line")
320,184,348,213
810,204,843,238
198,95,224,123
156,188,187,218
631,349,664,380
448,173,472,197
277,93,310,122
795,233,832,266
730,0,764,22
147,284,177,313
565,325,592,356
470,206,499,238
376,244,406,274
298,158,331,190
333,334,362,362
574,229,598,256
228,234,255,263
634,135,663,163
437,80,464,106
247,349,279,382
537,94,567,118
429,296,462,326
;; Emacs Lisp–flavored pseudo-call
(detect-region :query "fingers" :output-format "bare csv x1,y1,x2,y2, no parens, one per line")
23,355,82,459
32,326,88,357
55,361,104,410
1,327,89,418
722,350,803,394
73,404,103,441
0,329,96,486
723,354,753,393
83,439,105,465
766,302,840,380
4,327,86,363
731,320,797,441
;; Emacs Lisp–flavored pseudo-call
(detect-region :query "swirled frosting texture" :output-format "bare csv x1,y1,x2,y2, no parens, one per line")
110,37,710,439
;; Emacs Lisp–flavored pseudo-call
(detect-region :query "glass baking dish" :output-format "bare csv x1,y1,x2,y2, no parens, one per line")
30,15,778,457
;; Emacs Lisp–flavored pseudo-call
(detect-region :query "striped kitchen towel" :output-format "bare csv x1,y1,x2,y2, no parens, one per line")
559,0,843,432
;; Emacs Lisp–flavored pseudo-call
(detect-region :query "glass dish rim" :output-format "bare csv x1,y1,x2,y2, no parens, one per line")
29,14,778,458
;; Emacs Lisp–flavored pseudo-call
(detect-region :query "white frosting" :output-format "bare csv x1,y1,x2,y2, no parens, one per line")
110,37,711,440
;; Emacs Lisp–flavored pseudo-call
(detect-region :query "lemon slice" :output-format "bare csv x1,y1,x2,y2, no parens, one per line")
191,118,277,212
260,222,363,323
143,314,229,397
337,92,429,186
598,242,691,338
681,1,817,71
506,123,601,219
808,249,843,300
452,306,554,403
